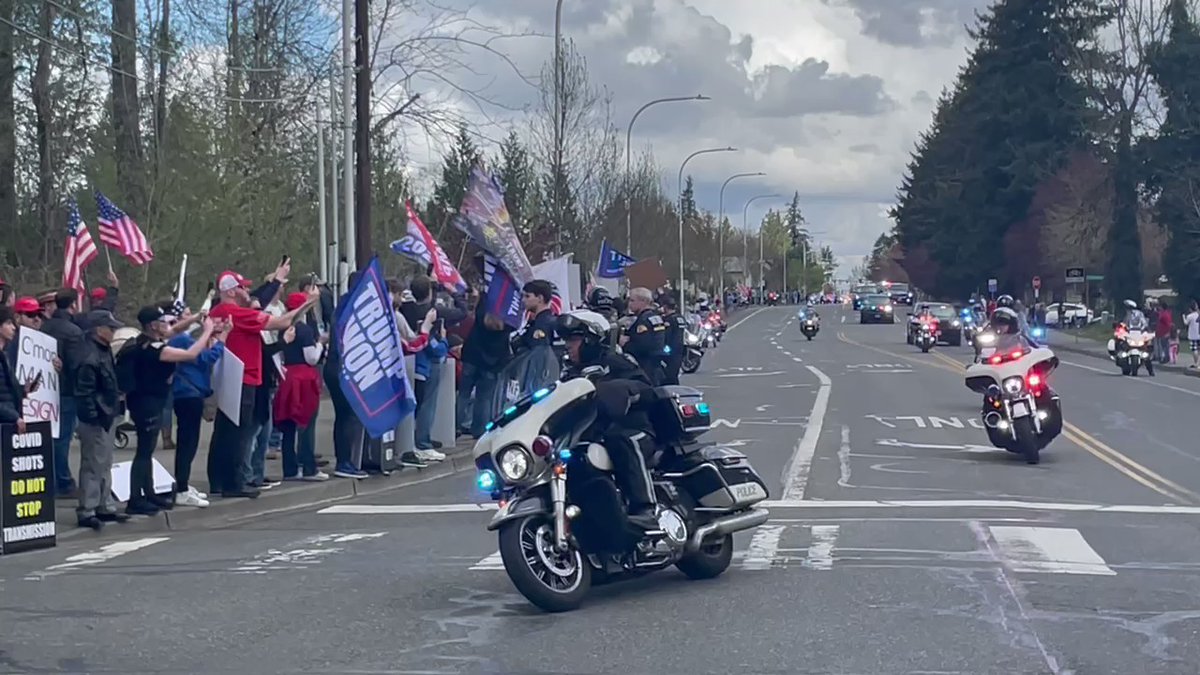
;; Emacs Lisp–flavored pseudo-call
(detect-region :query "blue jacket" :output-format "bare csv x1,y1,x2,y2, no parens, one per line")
168,333,225,399
414,335,448,381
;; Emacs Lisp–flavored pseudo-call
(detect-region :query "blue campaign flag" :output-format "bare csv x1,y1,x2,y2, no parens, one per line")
597,239,635,278
481,253,525,329
334,257,416,438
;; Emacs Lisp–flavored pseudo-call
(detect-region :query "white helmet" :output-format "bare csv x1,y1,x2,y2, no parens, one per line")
1123,299,1138,309
554,309,611,341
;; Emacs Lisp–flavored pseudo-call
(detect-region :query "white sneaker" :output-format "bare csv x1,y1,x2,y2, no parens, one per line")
301,471,330,481
176,491,210,508
416,449,446,462
188,486,208,500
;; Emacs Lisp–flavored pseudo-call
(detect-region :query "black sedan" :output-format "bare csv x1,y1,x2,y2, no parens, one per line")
859,295,896,324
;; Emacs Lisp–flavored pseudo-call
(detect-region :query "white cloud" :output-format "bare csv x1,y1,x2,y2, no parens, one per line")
386,0,986,259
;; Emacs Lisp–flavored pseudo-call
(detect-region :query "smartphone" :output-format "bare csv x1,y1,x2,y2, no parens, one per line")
434,318,445,336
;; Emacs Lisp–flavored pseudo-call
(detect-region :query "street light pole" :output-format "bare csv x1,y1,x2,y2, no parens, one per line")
625,95,709,256
552,0,564,256
743,193,780,301
678,146,737,305
718,171,764,306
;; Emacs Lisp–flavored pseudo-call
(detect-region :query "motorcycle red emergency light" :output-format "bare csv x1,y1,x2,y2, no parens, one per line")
989,355,1003,365
531,435,553,457
1010,350,1023,359
1027,373,1042,388
680,404,698,417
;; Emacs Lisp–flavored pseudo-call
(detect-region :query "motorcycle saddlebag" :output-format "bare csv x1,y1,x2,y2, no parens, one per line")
664,444,769,509
646,385,711,443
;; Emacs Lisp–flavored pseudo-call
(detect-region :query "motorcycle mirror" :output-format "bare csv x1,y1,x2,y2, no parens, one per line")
581,365,608,380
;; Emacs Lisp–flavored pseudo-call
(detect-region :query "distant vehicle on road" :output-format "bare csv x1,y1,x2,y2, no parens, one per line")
859,294,895,324
1045,303,1095,327
883,281,914,306
907,303,963,346
851,284,880,310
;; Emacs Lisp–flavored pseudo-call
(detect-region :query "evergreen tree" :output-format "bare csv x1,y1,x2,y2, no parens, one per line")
497,130,536,239
427,123,480,232
1148,0,1200,302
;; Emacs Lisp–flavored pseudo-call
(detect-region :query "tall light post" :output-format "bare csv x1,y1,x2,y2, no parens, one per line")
624,95,709,256
678,147,737,304
552,0,565,255
717,172,764,306
790,228,825,301
742,194,780,299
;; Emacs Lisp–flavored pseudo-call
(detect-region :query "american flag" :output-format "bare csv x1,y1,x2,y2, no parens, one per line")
62,198,98,298
95,191,153,265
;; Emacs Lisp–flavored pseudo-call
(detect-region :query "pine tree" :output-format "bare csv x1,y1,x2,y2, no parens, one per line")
427,123,480,231
497,130,536,239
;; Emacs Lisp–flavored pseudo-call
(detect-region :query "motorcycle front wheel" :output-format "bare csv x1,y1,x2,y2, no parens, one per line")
1013,417,1040,465
499,515,592,613
682,352,701,374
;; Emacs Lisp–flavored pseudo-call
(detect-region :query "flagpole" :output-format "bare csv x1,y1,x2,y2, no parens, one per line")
103,244,114,273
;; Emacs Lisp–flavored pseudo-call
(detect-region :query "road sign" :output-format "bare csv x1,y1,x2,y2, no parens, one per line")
987,278,998,293
1065,267,1085,284
1032,276,1041,290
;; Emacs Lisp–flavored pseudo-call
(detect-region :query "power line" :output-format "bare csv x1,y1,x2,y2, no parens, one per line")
0,14,316,105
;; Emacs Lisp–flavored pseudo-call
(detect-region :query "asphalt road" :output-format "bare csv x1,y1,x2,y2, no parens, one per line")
4,305,1200,674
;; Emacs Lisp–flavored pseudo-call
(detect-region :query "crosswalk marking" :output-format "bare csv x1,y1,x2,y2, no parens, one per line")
742,525,786,570
470,551,504,570
803,525,839,570
988,526,1116,576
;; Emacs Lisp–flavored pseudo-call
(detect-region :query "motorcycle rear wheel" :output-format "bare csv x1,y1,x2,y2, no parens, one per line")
675,533,734,580
499,515,592,613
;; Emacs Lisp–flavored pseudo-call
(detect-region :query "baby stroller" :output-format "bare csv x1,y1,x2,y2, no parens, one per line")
111,327,140,449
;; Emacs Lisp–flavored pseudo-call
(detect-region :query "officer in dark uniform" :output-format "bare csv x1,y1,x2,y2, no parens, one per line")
586,286,622,347
516,280,557,353
621,286,666,385
658,293,686,385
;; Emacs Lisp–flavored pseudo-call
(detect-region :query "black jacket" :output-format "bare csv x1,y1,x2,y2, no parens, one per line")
582,349,654,433
462,302,512,372
42,309,86,397
0,343,23,423
75,336,120,429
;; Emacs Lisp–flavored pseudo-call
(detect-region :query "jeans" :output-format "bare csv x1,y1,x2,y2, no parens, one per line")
300,408,318,461
76,420,116,519
279,420,318,477
457,363,498,438
414,361,443,449
324,369,362,467
1157,336,1171,363
128,395,166,502
173,396,204,493
54,396,78,491
208,384,258,494
245,402,272,485
162,390,174,437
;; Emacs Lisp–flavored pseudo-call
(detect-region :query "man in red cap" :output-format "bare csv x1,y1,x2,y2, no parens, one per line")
206,259,317,498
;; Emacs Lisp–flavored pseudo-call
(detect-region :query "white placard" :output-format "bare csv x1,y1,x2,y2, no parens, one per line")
15,328,60,438
110,458,175,502
212,350,245,425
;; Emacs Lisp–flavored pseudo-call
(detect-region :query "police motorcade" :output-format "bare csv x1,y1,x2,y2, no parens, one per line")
798,303,820,340
472,309,770,612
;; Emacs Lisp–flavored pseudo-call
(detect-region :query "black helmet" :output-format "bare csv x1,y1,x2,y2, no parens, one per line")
996,294,1015,309
587,286,613,310
657,292,677,311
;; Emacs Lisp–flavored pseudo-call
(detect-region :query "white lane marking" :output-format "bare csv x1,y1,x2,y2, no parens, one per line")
777,383,811,388
470,551,504,570
837,426,852,488
876,439,997,453
755,404,773,412
1060,359,1200,398
792,357,803,363
716,371,784,378
988,526,1115,575
30,537,170,579
741,525,786,570
318,499,1200,516
803,525,839,570
781,365,831,500
728,307,768,332
230,532,387,574
711,418,741,428
319,503,498,514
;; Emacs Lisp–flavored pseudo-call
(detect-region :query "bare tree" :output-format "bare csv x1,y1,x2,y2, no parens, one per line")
111,0,145,217
32,0,54,250
0,0,15,236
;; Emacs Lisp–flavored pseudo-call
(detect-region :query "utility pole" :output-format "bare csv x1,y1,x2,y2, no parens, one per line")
317,101,327,283
552,0,564,257
329,71,340,287
341,0,355,275
353,0,371,269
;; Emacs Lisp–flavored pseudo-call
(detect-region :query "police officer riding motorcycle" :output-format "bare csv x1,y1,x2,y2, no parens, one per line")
557,310,659,530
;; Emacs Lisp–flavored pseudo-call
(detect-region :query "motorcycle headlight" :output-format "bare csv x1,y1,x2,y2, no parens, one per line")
952,320,960,327
978,333,996,345
883,305,893,312
685,331,700,345
1002,376,1023,395
497,446,532,481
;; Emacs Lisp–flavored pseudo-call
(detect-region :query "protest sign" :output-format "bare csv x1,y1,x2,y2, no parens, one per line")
0,421,56,555
15,328,60,438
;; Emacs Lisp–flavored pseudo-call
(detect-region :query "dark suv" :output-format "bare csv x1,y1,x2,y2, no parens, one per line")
907,302,963,346
886,282,914,306
859,294,895,324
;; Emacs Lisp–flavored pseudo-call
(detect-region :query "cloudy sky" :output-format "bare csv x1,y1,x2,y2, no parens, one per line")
398,0,992,272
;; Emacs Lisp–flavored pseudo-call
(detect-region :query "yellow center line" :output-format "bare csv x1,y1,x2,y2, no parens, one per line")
836,331,1198,504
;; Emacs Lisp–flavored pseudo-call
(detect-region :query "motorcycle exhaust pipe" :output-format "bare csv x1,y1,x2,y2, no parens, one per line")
983,411,1003,429
685,508,770,553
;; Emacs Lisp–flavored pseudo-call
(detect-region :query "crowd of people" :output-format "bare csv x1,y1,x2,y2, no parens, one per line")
0,260,723,532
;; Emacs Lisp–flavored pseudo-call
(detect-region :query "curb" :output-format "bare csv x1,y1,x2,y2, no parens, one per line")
1050,339,1200,379
55,450,476,542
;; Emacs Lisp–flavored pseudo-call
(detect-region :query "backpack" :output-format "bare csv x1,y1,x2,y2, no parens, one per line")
115,339,141,395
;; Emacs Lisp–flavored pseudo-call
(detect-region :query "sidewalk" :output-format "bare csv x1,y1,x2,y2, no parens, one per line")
1046,329,1200,379
55,399,476,541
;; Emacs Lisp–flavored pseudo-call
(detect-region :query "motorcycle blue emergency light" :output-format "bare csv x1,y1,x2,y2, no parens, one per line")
485,421,495,432
1032,327,1045,338
504,405,518,416
663,345,672,354
696,402,710,415
532,387,551,401
477,469,498,491
558,447,572,461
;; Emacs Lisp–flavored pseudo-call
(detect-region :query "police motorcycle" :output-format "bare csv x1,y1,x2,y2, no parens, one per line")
1107,323,1153,376
964,311,1063,464
961,307,980,345
681,315,708,374
473,311,771,612
798,307,820,340
914,315,937,353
